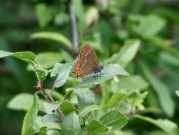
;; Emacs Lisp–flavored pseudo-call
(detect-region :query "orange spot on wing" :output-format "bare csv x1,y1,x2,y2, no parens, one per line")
75,60,82,77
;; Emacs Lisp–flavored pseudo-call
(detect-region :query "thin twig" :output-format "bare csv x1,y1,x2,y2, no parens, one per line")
68,0,79,56
30,61,64,117
40,83,64,117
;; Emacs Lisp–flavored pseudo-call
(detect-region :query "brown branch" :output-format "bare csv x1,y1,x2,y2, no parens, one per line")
39,81,64,117
30,61,64,118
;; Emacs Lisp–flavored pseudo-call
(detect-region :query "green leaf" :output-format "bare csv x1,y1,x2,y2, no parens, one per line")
0,50,13,58
81,64,129,86
43,103,56,114
61,112,81,135
100,110,128,130
87,120,108,135
30,32,72,48
41,114,61,123
127,90,148,110
75,88,95,110
160,52,179,67
135,115,178,135
60,49,73,62
118,75,148,91
35,3,52,28
50,62,73,88
152,7,179,24
60,101,74,115
85,7,99,27
141,63,175,117
145,36,179,58
129,14,166,37
176,90,179,97
103,91,128,111
7,93,45,112
79,104,101,117
35,68,48,81
34,127,47,135
105,39,140,67
21,91,40,135
12,51,36,63
7,93,34,111
35,52,64,69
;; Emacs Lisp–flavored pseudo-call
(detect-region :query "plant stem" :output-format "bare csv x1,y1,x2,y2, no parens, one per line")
30,61,64,118
40,81,64,117
68,0,79,56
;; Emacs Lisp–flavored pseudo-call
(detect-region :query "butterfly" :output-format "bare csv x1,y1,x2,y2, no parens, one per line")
75,44,103,78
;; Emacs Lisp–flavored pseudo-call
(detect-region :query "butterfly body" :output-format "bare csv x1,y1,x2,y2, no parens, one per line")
75,44,102,78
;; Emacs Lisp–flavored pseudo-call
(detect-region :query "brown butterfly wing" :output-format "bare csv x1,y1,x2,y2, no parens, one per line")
75,45,99,77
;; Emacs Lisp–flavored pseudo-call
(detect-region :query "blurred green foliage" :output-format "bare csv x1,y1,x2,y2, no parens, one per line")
0,0,179,135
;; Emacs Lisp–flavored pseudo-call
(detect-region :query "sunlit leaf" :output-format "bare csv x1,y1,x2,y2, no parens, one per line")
13,51,36,62
30,32,72,48
7,93,45,112
0,50,13,58
7,94,34,111
106,39,140,67
50,62,73,88
35,52,64,69
21,92,40,135
176,90,179,97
